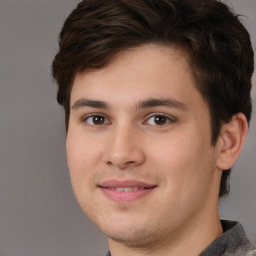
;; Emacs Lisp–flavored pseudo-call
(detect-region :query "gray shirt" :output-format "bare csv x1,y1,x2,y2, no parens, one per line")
106,220,255,256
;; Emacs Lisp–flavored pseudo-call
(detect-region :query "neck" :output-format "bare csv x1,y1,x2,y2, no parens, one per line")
108,212,223,256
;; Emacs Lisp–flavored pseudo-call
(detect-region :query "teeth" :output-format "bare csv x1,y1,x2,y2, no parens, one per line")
112,187,142,191
123,187,133,192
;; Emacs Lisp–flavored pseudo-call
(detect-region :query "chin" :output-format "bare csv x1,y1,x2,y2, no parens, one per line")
109,230,155,247
97,221,163,248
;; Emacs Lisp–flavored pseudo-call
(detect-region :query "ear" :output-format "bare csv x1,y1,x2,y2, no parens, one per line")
216,113,248,170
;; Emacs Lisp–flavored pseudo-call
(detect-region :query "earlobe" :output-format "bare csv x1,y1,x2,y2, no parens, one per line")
216,113,248,170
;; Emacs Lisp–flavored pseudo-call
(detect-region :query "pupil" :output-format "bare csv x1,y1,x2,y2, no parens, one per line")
93,116,105,125
154,116,166,125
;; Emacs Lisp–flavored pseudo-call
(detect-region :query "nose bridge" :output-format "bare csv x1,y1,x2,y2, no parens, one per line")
103,121,145,169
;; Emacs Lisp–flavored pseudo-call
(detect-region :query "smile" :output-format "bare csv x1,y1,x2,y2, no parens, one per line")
98,180,156,202
107,187,147,192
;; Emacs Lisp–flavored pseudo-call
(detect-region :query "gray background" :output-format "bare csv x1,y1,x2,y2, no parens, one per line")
0,0,255,255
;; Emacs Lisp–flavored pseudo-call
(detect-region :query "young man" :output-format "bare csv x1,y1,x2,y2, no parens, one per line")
52,0,255,255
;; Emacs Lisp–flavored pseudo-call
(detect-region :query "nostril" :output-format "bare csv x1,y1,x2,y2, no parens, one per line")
125,161,136,165
105,160,136,170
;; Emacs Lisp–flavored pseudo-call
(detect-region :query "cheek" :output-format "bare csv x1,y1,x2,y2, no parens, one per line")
66,134,99,212
152,131,214,195
66,132,102,194
66,131,101,171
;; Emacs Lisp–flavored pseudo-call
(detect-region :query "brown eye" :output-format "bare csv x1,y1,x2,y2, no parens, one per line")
92,116,105,125
154,116,168,125
85,115,108,125
145,113,175,126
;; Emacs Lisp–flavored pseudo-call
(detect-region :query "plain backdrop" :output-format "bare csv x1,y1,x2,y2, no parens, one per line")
0,0,255,255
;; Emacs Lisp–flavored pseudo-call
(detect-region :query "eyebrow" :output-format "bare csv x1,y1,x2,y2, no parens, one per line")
71,97,187,111
71,99,109,110
136,98,187,110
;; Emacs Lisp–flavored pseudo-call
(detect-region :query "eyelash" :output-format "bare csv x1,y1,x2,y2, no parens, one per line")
81,112,176,127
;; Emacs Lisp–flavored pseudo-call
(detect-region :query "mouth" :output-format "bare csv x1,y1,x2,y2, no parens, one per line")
98,179,157,202
104,187,151,192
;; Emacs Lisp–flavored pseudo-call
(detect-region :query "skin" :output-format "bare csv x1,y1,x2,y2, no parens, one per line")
66,44,247,256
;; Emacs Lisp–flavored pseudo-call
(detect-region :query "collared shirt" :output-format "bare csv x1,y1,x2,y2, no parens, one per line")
106,220,255,256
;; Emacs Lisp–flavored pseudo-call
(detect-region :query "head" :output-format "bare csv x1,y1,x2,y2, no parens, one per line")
52,1,254,251
52,0,253,198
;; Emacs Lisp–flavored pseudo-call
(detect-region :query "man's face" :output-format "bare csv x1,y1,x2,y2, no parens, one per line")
66,44,222,247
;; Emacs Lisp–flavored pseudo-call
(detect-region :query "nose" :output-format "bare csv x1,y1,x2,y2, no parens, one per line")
103,124,145,170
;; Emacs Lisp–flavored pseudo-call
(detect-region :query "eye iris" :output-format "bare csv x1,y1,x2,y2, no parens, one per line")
93,116,105,125
154,116,167,125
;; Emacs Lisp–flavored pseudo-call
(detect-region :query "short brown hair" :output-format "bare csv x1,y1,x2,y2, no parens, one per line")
52,0,254,197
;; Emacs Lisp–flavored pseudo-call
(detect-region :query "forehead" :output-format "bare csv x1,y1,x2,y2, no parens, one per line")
75,44,192,80
70,44,204,110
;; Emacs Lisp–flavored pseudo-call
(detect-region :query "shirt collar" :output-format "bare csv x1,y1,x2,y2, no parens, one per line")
199,220,251,256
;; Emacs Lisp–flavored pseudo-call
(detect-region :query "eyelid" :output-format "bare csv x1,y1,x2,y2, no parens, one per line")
81,112,105,120
146,112,176,121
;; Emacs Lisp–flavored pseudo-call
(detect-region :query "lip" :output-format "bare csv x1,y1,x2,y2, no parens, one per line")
98,179,157,202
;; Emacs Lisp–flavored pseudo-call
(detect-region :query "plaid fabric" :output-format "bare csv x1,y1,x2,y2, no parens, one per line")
200,220,253,256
